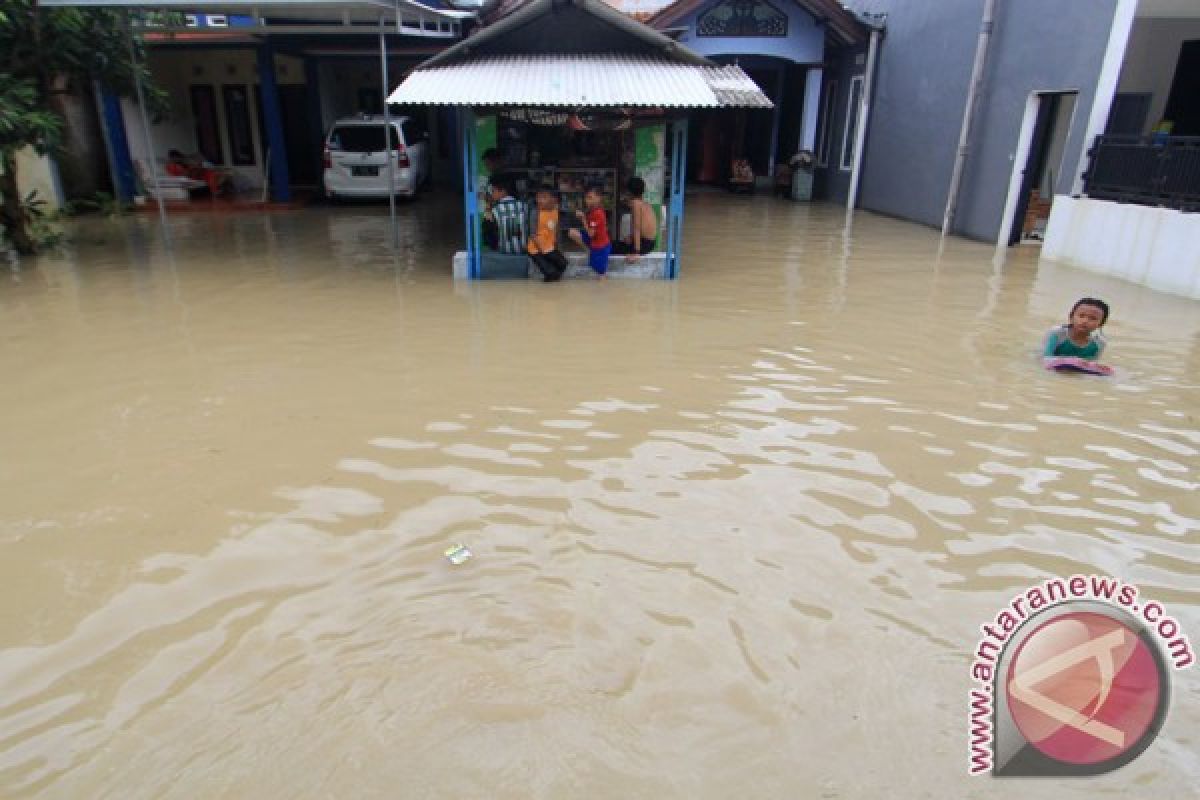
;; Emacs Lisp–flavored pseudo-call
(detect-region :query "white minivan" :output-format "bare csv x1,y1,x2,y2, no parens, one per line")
322,115,430,200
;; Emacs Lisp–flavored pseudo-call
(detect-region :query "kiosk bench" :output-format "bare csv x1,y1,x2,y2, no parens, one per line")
453,251,669,280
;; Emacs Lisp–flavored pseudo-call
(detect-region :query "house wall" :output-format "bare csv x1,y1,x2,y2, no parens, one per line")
655,2,833,184
122,48,306,191
841,0,1118,242
668,0,825,64
316,59,407,132
11,149,63,211
53,86,111,201
954,0,1118,241
116,46,435,196
1042,196,1200,300
314,58,452,184
1116,16,1200,134
814,42,868,205
834,0,980,219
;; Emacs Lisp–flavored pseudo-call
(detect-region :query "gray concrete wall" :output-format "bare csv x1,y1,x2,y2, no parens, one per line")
839,0,980,225
841,0,1118,242
954,0,1118,242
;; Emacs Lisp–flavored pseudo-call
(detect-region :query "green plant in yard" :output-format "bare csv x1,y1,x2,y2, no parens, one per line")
22,188,65,250
0,2,168,255
61,190,125,217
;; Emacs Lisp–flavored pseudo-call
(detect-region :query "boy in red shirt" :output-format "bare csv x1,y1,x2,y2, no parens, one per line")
568,185,611,278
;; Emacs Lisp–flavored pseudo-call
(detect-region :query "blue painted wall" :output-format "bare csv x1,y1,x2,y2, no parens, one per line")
671,0,825,64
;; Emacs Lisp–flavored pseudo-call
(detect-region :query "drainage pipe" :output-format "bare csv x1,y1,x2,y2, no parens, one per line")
846,25,882,211
941,0,997,237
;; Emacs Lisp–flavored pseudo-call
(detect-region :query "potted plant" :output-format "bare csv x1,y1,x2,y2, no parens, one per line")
787,150,816,201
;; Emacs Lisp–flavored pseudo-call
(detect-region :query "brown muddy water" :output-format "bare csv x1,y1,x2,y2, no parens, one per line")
1,194,1197,798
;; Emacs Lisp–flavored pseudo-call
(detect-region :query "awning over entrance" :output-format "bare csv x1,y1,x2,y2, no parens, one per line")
388,53,772,108
39,0,472,241
38,0,474,38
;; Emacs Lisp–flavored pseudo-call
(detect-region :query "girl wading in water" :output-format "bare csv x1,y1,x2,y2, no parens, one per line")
1043,297,1113,375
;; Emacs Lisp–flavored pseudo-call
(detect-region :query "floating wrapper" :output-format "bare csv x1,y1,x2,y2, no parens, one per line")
444,544,473,565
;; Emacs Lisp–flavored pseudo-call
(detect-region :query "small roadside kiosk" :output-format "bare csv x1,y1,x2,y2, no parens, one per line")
386,0,771,279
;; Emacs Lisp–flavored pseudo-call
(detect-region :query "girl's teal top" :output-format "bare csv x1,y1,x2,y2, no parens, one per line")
1043,326,1106,360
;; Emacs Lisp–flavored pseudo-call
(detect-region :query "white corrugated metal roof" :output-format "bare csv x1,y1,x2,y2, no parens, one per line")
705,65,775,108
388,54,772,108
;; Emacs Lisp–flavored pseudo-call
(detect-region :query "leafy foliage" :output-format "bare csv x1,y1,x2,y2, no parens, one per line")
18,188,66,250
62,190,125,217
0,2,169,253
0,74,62,154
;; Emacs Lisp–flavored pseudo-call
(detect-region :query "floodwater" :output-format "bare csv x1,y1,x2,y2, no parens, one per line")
1,194,1197,798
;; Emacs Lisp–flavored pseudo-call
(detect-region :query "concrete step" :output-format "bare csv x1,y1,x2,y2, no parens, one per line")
453,251,669,280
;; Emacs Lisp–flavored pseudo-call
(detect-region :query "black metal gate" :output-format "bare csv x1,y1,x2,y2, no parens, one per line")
1083,135,1200,212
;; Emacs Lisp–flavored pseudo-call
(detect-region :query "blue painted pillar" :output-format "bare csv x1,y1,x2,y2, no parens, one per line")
96,84,137,202
665,118,688,280
460,108,480,279
256,42,290,202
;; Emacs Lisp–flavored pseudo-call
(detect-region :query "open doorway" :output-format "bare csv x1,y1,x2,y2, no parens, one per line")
278,86,318,187
255,85,320,190
1002,91,1078,246
1162,40,1200,136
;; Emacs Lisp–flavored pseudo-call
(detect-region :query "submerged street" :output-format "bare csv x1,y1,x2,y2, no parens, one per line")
1,194,1197,797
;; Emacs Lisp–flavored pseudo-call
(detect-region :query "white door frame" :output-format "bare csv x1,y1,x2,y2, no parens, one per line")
996,90,1080,247
997,93,1042,247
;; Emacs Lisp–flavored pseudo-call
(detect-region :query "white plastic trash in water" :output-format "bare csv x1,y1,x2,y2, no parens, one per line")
444,544,472,565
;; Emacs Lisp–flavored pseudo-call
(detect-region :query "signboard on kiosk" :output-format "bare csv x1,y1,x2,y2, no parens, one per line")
634,124,666,249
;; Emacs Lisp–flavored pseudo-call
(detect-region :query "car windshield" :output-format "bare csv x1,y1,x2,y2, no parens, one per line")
329,125,399,153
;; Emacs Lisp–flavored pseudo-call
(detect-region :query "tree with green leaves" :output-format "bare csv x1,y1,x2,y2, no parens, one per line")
0,1,166,255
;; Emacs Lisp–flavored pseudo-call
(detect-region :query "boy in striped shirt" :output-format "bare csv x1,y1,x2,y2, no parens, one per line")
483,173,528,254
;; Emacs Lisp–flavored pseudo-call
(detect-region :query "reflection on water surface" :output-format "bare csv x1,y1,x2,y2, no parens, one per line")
1,194,1197,798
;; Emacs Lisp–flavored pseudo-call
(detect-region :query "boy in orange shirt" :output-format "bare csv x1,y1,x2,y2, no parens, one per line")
528,188,567,282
